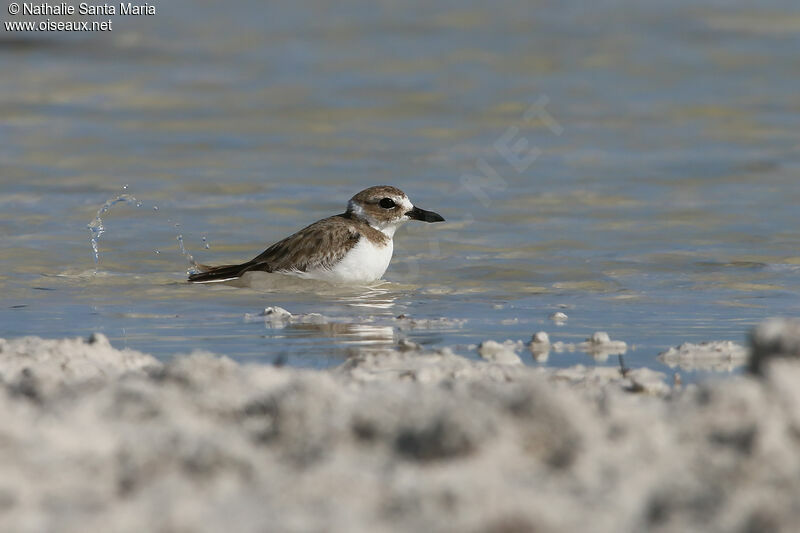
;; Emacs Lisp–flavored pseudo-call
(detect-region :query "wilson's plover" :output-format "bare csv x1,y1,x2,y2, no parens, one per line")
188,185,444,284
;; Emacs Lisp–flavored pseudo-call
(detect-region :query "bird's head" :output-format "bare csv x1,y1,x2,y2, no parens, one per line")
346,185,444,237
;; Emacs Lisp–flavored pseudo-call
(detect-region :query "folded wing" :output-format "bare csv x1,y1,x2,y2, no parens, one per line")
187,214,361,283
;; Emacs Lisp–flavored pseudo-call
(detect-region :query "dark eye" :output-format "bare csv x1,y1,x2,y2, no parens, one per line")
379,198,396,209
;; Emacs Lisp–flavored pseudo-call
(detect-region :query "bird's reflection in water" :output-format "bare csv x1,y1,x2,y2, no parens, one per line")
339,284,398,311
266,321,398,360
240,273,406,356
237,272,401,311
287,322,396,345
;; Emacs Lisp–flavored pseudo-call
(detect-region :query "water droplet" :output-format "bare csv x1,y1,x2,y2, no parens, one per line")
86,191,137,271
176,234,197,268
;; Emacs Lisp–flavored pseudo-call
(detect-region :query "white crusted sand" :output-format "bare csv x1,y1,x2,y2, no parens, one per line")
0,323,798,532
658,341,748,372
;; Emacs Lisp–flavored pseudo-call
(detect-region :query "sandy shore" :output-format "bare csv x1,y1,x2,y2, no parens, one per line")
0,321,799,532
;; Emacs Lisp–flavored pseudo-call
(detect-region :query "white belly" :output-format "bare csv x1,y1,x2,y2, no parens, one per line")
299,238,393,284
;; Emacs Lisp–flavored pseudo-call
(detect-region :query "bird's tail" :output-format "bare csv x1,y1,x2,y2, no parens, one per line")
187,263,253,283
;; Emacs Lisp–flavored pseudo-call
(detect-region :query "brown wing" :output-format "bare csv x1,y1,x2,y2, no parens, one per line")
243,214,362,274
188,213,387,283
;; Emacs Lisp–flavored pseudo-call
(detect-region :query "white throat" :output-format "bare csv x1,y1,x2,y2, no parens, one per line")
347,199,409,238
375,221,403,238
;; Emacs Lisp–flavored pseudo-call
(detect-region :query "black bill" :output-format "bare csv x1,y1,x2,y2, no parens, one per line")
406,206,445,223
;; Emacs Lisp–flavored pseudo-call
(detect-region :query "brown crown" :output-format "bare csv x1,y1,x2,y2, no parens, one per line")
347,185,409,224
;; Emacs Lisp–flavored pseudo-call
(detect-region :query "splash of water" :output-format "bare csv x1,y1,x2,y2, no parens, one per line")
87,188,200,275
87,193,138,271
176,231,197,270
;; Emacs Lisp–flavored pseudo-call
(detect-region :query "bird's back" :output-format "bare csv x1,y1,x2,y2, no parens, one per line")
188,213,390,283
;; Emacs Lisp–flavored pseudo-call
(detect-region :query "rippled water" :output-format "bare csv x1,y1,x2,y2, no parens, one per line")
3,0,800,380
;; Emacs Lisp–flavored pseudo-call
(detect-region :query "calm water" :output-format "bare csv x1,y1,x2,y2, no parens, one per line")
3,0,800,380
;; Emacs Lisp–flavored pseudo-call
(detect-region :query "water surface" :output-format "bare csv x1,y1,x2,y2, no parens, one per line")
3,0,800,380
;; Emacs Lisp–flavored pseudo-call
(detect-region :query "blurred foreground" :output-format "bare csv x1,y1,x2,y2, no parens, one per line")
1,319,799,532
